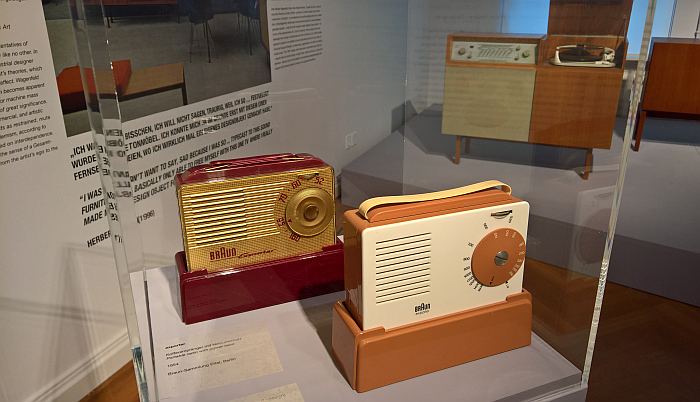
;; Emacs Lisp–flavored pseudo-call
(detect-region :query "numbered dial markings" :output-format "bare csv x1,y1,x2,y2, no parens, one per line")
275,172,333,240
471,228,525,287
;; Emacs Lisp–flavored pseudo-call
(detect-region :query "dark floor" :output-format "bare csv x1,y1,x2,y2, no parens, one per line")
586,282,700,402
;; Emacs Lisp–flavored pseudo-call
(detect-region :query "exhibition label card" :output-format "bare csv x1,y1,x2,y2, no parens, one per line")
229,384,305,402
155,322,283,399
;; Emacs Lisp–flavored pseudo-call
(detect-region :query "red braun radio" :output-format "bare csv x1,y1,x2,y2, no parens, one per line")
176,153,337,273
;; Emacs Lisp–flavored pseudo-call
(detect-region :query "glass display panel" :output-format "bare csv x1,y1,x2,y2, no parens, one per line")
397,0,659,391
38,0,658,400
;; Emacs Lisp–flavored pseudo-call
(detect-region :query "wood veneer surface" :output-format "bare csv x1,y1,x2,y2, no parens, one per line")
528,66,622,149
122,62,184,99
642,40,700,115
79,363,139,402
448,32,546,41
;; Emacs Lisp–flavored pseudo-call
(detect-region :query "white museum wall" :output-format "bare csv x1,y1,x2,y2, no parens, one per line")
670,0,700,37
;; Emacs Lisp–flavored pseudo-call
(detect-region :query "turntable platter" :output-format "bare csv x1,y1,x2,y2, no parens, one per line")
559,44,604,62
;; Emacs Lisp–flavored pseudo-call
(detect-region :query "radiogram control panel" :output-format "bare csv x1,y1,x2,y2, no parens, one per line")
450,41,538,65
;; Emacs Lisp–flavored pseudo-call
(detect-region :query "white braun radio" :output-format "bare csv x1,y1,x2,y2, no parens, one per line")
343,181,529,331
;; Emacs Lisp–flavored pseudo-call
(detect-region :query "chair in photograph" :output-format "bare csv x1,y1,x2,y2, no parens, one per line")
182,0,215,63
240,0,260,55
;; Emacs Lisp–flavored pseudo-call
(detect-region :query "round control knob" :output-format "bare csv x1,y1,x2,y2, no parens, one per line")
522,50,531,58
458,48,466,55
467,53,472,59
516,45,521,51
285,188,334,237
471,228,525,287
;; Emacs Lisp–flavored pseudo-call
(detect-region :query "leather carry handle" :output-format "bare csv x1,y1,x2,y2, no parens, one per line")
358,180,512,219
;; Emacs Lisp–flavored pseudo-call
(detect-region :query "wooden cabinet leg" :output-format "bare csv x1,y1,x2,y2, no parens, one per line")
583,148,593,180
634,110,647,152
455,136,461,164
464,136,470,154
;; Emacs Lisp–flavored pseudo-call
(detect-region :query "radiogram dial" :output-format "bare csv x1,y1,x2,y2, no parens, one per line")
450,41,538,65
471,228,525,286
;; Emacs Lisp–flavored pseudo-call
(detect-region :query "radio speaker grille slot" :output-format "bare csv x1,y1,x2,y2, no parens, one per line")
375,233,431,304
180,181,285,247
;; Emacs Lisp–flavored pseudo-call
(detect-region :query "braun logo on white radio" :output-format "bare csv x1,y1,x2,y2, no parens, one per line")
415,303,430,315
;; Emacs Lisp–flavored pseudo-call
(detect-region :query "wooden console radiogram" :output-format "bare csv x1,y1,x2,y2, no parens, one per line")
443,0,633,180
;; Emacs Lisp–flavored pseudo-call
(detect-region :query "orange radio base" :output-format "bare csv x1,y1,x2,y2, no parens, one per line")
331,290,533,393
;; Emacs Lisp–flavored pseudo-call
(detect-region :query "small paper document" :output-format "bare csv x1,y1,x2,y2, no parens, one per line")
155,322,283,399
229,383,305,402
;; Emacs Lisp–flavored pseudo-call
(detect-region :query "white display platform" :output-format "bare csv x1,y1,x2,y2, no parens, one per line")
132,266,582,402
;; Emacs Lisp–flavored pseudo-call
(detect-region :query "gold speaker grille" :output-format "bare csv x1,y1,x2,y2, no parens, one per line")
178,167,335,272
180,181,285,247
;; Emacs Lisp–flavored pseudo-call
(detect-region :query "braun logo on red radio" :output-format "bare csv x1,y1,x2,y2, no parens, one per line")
210,247,237,261
415,303,431,315
210,247,277,261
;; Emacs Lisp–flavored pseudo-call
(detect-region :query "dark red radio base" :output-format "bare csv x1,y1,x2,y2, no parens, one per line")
175,239,344,324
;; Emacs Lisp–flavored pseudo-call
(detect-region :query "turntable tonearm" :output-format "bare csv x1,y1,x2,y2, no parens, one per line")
550,44,616,67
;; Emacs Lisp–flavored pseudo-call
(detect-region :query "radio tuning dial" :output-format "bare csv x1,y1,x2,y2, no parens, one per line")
471,228,525,287
522,50,531,58
458,48,467,55
285,188,334,237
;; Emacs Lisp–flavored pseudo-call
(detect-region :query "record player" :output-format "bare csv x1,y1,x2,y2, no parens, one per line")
550,43,616,67
440,1,634,179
